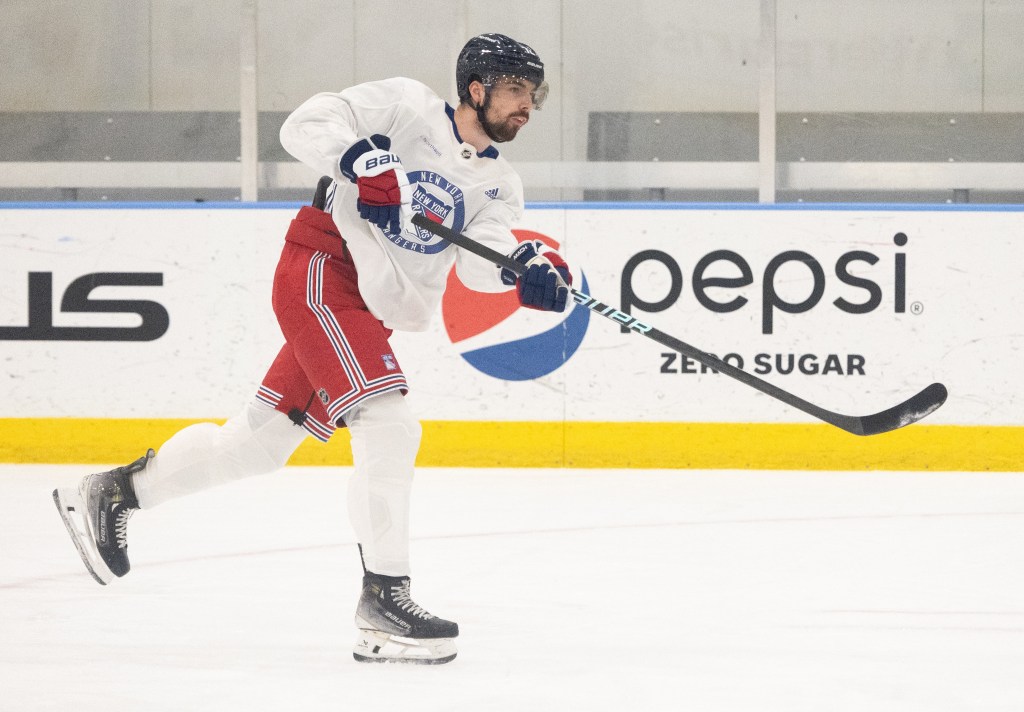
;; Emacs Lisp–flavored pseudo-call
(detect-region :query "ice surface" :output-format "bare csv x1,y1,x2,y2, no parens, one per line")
2,465,1023,712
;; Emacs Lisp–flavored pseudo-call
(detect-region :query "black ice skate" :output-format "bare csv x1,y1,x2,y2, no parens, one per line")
52,450,152,585
353,571,459,665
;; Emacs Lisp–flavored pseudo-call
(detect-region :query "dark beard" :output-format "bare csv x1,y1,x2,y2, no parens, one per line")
474,94,523,144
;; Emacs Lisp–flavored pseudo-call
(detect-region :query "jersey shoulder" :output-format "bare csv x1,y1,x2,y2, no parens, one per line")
345,77,444,111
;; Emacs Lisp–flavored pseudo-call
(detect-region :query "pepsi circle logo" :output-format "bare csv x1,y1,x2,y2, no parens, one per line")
441,229,590,381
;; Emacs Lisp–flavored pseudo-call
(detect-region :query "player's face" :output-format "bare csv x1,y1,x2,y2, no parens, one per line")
479,78,537,143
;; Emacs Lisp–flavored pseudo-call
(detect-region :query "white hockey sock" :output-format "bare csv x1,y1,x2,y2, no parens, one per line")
132,401,308,509
345,391,421,577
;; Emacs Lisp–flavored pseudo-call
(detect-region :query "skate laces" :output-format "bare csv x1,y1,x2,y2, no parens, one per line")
390,581,434,620
113,507,135,549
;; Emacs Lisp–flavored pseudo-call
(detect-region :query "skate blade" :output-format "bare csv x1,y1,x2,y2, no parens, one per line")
353,627,458,665
52,487,114,586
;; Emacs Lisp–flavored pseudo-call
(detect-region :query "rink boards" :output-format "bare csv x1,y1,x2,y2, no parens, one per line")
1,203,1021,470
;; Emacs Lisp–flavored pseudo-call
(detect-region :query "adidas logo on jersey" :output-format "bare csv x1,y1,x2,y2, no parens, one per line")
484,187,499,199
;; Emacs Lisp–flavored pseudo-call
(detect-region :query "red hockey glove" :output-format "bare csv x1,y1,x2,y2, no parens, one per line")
339,134,413,234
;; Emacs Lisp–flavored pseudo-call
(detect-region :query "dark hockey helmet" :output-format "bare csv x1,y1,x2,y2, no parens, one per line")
456,33,548,109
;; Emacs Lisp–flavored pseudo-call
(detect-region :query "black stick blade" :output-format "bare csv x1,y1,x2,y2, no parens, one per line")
842,382,948,436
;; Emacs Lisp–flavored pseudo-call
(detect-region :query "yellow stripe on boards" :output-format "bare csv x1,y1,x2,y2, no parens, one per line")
0,418,1020,471
563,422,1022,471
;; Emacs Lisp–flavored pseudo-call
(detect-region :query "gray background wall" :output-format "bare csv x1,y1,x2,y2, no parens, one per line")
1,0,1021,200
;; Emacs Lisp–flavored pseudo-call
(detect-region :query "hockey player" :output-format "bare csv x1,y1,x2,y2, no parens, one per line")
52,33,570,665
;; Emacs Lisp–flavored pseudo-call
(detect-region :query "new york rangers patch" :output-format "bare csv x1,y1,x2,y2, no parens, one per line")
402,170,465,253
382,354,397,371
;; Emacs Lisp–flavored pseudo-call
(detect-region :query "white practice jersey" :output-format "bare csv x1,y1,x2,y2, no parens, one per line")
279,77,524,332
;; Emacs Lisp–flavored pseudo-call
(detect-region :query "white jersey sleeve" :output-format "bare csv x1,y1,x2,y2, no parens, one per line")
279,94,357,182
455,180,523,292
279,82,407,182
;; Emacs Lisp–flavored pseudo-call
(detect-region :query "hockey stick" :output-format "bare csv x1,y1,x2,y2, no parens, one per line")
412,213,947,436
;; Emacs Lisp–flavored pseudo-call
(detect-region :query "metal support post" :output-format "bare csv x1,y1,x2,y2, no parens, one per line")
758,0,777,203
240,0,259,201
